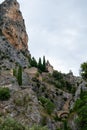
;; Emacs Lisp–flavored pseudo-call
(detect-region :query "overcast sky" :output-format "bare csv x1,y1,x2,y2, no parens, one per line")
1,0,87,76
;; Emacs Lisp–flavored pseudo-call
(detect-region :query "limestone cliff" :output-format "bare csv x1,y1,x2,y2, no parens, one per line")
0,0,30,69
0,0,28,51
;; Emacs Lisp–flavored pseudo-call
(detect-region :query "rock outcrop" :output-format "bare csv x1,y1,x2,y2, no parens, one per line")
0,0,28,51
0,0,30,68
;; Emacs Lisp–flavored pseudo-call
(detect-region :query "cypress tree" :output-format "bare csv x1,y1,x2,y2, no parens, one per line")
30,57,37,67
63,120,68,130
42,56,46,72
17,65,22,86
38,57,43,72
13,68,17,77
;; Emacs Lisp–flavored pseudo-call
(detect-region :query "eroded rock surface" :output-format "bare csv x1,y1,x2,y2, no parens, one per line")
0,0,28,51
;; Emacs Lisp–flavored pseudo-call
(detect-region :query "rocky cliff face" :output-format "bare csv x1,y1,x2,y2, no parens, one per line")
0,0,30,69
0,0,28,51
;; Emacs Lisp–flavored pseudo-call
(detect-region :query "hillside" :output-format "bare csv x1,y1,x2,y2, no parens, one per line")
0,0,87,130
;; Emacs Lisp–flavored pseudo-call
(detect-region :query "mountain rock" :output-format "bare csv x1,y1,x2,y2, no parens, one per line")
0,0,30,68
0,0,28,51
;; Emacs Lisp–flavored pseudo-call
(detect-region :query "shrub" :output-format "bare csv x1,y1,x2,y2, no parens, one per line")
39,97,55,114
52,70,63,80
73,91,87,130
80,62,87,80
0,87,10,100
0,117,26,130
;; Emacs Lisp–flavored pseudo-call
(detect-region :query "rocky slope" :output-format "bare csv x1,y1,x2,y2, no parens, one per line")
0,0,86,130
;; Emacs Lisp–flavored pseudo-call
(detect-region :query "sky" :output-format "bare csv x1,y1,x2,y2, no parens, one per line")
0,0,87,76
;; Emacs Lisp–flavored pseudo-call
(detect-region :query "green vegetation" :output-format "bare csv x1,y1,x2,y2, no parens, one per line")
13,68,17,77
17,65,22,86
38,57,42,71
29,56,47,72
42,56,46,72
13,65,22,86
63,120,71,130
52,70,63,80
0,87,10,100
0,117,25,130
39,96,55,115
0,117,48,130
80,62,87,80
30,57,37,67
37,56,47,72
49,70,75,94
0,29,3,36
73,91,87,130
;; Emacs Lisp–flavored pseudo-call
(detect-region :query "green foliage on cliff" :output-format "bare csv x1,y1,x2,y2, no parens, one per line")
0,87,10,100
0,117,48,130
13,65,22,86
80,62,87,80
0,117,25,130
17,65,22,86
74,91,87,130
30,56,47,72
30,57,37,67
50,70,75,94
39,96,55,115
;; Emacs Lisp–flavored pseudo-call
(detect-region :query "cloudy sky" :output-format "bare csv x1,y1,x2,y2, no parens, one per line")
1,0,87,75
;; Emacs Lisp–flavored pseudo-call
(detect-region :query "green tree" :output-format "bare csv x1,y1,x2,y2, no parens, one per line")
63,120,68,130
13,68,17,77
42,56,46,72
17,65,22,86
80,62,87,80
30,57,37,67
38,57,43,71
73,91,87,130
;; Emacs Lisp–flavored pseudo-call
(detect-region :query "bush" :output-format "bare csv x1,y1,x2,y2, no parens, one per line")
52,70,63,80
39,97,55,114
0,117,48,130
0,117,26,130
0,87,10,100
73,91,87,130
80,62,87,80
